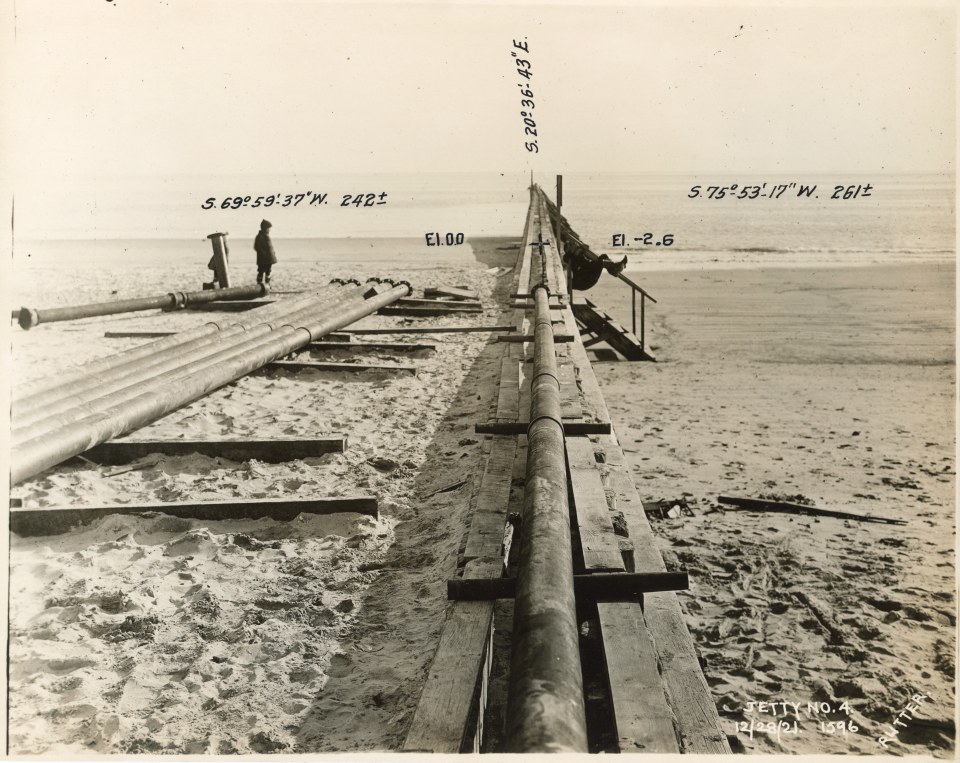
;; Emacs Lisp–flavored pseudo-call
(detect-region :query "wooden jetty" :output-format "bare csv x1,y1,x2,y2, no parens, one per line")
9,184,722,754
403,184,727,753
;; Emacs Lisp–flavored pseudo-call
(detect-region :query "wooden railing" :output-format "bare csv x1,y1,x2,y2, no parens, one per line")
616,272,657,351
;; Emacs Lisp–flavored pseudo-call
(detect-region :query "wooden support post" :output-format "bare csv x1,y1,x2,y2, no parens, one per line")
206,232,231,287
640,292,645,352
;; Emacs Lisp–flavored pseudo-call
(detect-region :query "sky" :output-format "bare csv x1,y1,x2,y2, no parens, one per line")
1,1,956,237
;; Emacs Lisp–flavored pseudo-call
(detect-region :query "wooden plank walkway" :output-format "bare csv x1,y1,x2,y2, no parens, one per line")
10,496,379,536
591,429,730,753
405,184,727,754
565,437,623,572
402,557,501,753
404,314,523,752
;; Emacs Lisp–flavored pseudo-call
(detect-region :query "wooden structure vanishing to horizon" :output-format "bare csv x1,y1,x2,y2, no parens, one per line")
402,184,729,753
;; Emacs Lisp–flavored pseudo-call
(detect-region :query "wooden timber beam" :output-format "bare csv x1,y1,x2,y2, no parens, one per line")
82,437,346,465
475,421,610,435
11,496,378,536
306,341,436,353
447,571,689,601
266,360,417,375
350,325,515,335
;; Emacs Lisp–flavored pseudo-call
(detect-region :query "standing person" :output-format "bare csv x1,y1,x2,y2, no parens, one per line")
254,219,277,284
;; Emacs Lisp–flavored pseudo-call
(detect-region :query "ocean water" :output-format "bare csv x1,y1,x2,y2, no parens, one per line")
12,172,954,272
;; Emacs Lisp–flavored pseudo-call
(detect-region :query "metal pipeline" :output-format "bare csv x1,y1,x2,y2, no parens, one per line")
10,282,411,484
12,282,377,442
13,283,346,407
12,282,365,428
505,282,588,753
17,283,269,330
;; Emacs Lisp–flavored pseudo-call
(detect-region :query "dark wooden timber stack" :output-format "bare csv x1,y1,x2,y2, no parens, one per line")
403,185,729,753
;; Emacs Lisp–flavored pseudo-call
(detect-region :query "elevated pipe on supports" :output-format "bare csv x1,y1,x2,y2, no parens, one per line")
10,282,411,484
505,282,588,753
16,282,269,330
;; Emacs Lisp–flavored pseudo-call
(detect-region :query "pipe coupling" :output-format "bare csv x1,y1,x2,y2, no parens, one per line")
17,308,40,330
526,412,565,435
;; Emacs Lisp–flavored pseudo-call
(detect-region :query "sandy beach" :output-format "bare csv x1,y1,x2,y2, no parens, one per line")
8,237,521,754
591,261,955,755
6,245,956,756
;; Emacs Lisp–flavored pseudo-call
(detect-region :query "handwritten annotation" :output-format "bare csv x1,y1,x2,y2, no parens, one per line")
202,192,389,210
611,233,674,248
424,233,466,246
878,693,929,749
510,39,539,154
688,183,874,200
733,700,859,741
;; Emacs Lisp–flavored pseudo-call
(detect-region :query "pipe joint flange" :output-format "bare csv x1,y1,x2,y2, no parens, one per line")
526,412,565,435
17,308,39,330
530,369,561,389
531,281,551,296
169,291,187,309
394,279,412,293
329,278,346,285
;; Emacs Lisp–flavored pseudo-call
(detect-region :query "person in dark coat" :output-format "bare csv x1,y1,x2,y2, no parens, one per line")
254,220,277,283
565,239,627,291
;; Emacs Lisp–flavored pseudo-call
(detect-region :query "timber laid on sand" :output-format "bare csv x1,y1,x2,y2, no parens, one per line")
11,496,379,537
403,184,728,753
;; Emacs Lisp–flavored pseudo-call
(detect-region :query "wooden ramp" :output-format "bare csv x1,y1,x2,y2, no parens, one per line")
572,297,655,361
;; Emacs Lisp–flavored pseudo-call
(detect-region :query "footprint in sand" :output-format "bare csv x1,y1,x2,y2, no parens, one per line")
326,653,353,678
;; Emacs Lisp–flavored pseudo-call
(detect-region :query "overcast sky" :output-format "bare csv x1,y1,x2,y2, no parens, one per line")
5,0,955,191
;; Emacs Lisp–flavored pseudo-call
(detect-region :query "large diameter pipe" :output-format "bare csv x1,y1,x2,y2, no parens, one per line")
13,283,376,442
505,283,588,753
11,282,411,484
13,282,347,406
12,283,364,428
17,283,269,330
